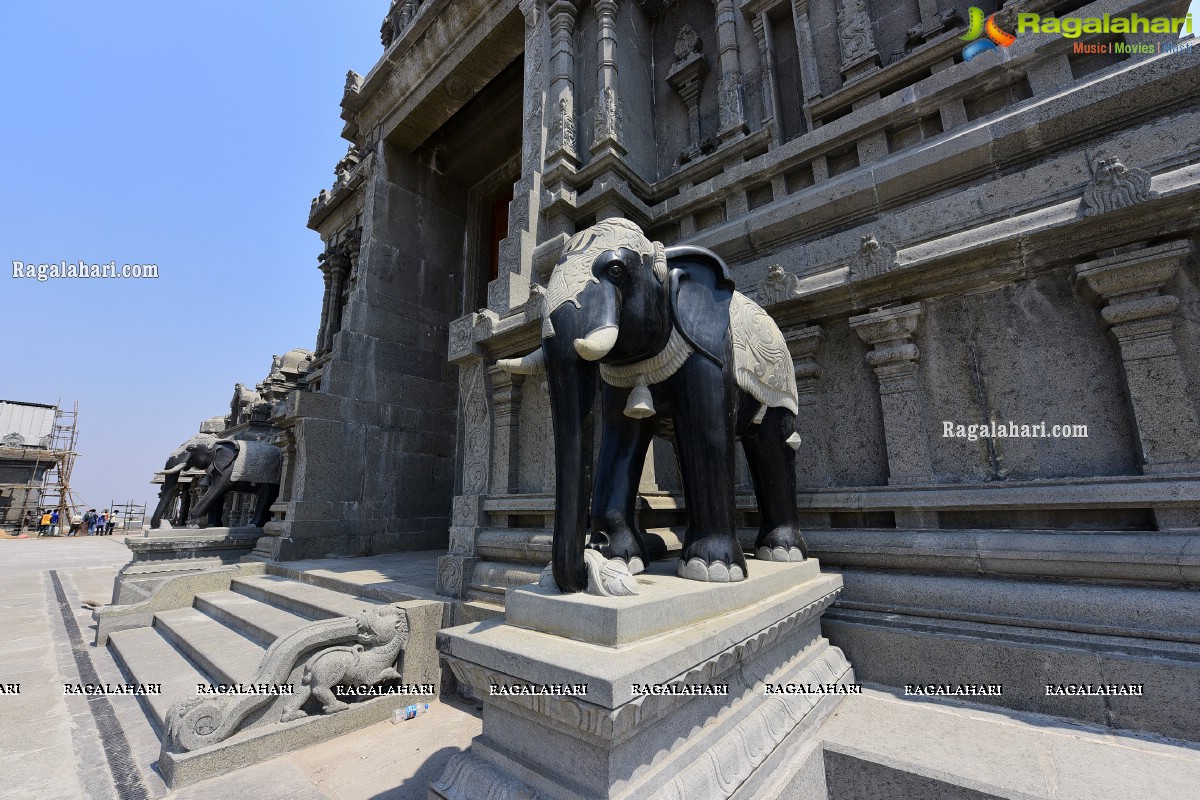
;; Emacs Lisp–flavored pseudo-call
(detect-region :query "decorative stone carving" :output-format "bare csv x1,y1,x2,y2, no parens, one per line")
593,86,623,145
756,264,802,306
851,234,900,280
381,0,422,47
448,315,477,363
280,606,409,721
674,24,701,62
343,70,363,97
538,549,639,596
591,0,623,154
165,606,409,751
837,0,878,69
667,30,710,160
547,97,576,155
718,74,745,134
713,0,748,141
460,360,491,495
1082,157,1157,217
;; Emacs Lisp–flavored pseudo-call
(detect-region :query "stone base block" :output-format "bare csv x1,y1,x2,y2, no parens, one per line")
114,527,263,602
432,560,850,799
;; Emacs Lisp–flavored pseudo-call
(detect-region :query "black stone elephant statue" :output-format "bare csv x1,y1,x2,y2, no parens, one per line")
150,433,218,528
158,439,282,528
499,218,806,593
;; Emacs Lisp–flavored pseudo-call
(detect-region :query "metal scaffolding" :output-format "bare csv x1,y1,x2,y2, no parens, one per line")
35,402,81,535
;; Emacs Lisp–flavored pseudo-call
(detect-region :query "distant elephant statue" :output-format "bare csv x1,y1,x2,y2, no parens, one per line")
150,433,218,528
499,218,806,593
158,439,282,528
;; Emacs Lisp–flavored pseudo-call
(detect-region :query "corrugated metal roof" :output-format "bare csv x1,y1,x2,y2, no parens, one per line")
0,401,57,448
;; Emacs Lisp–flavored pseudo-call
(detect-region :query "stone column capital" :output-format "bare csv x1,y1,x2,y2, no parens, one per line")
849,302,923,348
785,326,825,382
1074,241,1189,304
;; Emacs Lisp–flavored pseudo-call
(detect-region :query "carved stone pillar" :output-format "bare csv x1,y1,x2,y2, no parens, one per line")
835,0,880,82
591,0,624,157
488,366,525,495
713,0,748,143
666,25,709,161
439,352,494,600
546,0,579,168
786,326,831,524
1075,242,1200,528
851,304,936,526
325,247,352,347
489,0,548,313
315,259,333,354
750,12,783,145
790,0,823,104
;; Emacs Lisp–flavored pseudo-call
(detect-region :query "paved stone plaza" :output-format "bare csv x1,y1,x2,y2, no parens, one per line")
0,537,480,800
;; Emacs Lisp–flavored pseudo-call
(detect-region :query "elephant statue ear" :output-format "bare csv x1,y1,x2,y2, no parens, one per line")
210,441,238,473
665,245,735,366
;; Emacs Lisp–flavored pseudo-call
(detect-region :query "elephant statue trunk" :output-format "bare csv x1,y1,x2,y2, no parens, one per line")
543,304,601,594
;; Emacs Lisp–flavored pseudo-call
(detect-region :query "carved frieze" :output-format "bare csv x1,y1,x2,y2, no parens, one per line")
837,0,878,69
756,264,802,306
1082,157,1157,217
850,234,899,280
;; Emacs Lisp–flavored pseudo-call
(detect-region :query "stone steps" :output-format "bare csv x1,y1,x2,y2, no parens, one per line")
153,608,267,687
107,626,208,730
230,574,390,619
194,590,314,647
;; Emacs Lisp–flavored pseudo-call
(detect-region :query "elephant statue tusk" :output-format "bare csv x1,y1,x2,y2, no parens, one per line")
496,348,546,374
574,326,619,361
161,463,188,476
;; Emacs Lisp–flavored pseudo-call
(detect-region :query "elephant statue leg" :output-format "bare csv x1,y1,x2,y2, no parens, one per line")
177,489,191,525
667,354,747,582
150,477,178,529
590,385,654,573
251,483,279,527
188,485,227,528
740,402,808,562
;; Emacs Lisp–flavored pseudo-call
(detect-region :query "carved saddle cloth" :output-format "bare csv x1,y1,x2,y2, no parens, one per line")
729,291,799,417
220,440,282,484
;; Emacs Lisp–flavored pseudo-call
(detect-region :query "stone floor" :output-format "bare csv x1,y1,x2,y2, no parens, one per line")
7,536,1200,799
0,536,481,800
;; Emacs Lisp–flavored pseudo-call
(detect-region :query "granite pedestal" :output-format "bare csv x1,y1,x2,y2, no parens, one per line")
431,559,851,800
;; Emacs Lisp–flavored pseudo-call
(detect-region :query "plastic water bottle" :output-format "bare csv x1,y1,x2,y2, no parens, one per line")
391,703,430,723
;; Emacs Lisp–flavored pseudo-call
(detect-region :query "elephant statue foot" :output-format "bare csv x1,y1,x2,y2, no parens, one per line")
677,536,750,583
587,529,647,575
754,526,809,563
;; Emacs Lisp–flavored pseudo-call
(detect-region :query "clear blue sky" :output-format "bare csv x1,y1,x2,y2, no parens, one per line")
1,2,1197,522
1,2,383,517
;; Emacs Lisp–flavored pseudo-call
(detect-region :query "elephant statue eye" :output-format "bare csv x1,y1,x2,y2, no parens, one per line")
606,264,624,279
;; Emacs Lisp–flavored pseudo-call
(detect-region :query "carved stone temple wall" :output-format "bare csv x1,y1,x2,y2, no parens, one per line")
236,0,1200,742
